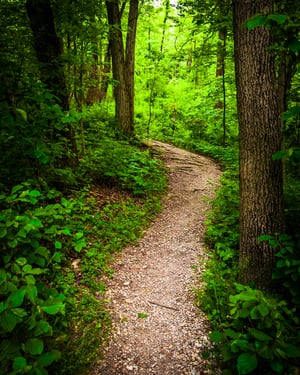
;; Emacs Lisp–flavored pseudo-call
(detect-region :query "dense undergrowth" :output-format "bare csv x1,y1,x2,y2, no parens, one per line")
0,102,167,374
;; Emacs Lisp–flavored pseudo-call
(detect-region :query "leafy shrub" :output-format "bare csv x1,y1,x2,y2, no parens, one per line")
210,284,300,375
259,234,300,308
204,169,239,256
0,87,79,191
78,139,167,196
194,145,239,323
0,182,86,374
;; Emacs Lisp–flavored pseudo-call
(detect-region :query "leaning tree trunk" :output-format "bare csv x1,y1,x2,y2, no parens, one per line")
233,0,284,290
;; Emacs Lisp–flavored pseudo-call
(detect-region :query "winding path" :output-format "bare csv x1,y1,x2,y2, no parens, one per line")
92,141,221,375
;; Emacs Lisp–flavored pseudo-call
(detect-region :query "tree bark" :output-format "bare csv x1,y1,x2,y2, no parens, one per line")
25,0,69,110
26,0,77,164
233,0,284,290
215,28,227,146
106,0,138,136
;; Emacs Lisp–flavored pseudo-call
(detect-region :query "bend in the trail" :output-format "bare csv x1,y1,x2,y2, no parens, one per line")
91,141,221,375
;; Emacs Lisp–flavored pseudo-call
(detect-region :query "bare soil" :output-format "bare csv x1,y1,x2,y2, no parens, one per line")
91,141,222,375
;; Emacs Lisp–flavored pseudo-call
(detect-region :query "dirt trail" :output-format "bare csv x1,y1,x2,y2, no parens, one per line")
92,141,221,375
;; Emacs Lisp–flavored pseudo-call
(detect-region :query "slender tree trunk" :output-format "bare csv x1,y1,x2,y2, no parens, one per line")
160,0,170,54
233,0,284,290
215,28,227,146
126,0,138,133
99,42,112,102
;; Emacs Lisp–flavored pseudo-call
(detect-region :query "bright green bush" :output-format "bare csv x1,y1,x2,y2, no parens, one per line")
0,182,86,374
259,234,300,309
78,139,167,196
210,284,300,375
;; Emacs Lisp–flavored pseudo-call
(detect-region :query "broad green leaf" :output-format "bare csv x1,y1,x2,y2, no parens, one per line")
23,338,44,355
256,303,270,317
55,241,62,249
38,351,60,366
267,13,288,25
231,339,249,352
13,356,27,371
23,264,33,274
59,228,71,235
0,311,20,331
248,328,272,341
16,257,27,266
8,239,18,248
35,246,50,258
41,302,64,315
52,252,64,262
34,320,53,336
29,190,41,198
272,150,287,160
247,15,266,30
12,185,24,194
25,275,36,285
26,285,37,303
25,267,44,275
258,234,273,242
7,289,26,308
230,291,258,303
74,232,84,240
29,218,43,227
0,270,7,285
237,353,258,374
17,228,27,238
209,330,223,343
249,306,261,319
224,328,239,339
0,228,7,238
61,197,68,207
12,308,28,318
74,241,85,252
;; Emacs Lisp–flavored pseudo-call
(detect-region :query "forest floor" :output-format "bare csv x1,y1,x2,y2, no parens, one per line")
91,141,222,375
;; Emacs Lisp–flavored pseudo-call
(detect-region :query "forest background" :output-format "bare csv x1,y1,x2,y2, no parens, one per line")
0,0,300,374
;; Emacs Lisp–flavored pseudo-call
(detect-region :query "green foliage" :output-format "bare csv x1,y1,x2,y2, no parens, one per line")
0,182,86,374
258,234,300,308
210,284,300,375
195,146,239,329
0,87,78,191
78,139,167,196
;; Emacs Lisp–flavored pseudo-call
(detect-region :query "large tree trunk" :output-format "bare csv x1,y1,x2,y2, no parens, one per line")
106,0,138,137
26,0,69,110
233,0,284,290
26,0,77,164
